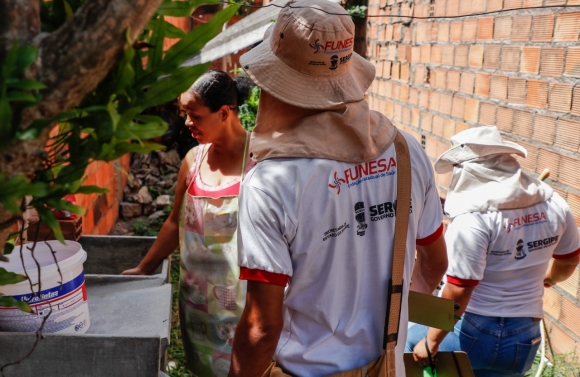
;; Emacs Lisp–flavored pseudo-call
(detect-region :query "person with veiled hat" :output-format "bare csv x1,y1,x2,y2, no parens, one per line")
406,126,580,377
227,1,449,376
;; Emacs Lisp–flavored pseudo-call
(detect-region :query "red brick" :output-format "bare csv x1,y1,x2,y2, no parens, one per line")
415,65,425,85
429,91,441,112
554,12,580,42
392,62,400,80
446,0,459,17
462,19,478,42
454,45,469,67
450,21,463,42
483,45,501,70
475,73,491,97
550,324,576,355
443,119,456,139
440,93,453,115
430,22,439,41
468,45,484,68
411,46,421,64
411,108,420,127
533,114,557,145
543,287,562,320
526,80,549,109
548,83,573,113
419,88,430,108
402,106,411,125
515,140,538,171
511,15,532,42
501,46,521,72
438,22,450,42
422,112,434,132
545,0,566,4
435,0,447,17
565,46,580,78
494,16,513,40
435,68,447,89
458,0,473,16
398,44,408,62
560,298,580,338
497,106,514,132
464,98,480,123
442,45,454,66
420,44,432,63
400,83,409,100
555,118,580,152
532,14,555,42
512,109,534,138
447,70,461,91
416,22,429,43
479,102,497,126
455,122,470,134
504,0,522,9
487,0,503,12
490,75,509,100
400,63,410,82
431,45,442,64
521,46,541,74
508,77,527,104
523,0,543,6
452,96,465,119
536,149,560,181
572,86,580,116
477,17,494,41
433,115,445,136
460,72,475,94
561,155,580,191
393,24,402,42
540,48,565,77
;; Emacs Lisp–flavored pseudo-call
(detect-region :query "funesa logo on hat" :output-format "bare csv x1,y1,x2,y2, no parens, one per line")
240,0,375,109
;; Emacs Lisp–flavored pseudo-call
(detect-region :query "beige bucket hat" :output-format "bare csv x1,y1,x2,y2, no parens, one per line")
240,0,375,109
434,126,527,174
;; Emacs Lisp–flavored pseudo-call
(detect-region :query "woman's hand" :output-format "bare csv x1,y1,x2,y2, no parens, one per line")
121,265,150,275
412,337,439,368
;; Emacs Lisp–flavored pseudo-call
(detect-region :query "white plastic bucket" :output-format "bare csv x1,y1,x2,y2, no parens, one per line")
0,240,90,334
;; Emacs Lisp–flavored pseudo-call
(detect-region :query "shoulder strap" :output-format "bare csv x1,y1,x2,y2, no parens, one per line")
383,130,412,377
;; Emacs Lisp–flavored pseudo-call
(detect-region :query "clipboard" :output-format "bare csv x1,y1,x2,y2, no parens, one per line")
404,352,475,377
408,291,455,331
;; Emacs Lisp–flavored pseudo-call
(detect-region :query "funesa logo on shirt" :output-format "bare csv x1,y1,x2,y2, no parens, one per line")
503,212,547,233
328,158,397,195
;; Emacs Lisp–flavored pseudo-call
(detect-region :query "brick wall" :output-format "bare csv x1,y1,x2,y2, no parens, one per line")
364,0,580,359
77,155,130,235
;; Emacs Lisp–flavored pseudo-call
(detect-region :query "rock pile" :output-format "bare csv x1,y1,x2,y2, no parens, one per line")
120,149,181,221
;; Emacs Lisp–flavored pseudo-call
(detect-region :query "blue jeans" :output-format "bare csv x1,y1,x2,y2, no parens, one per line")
405,312,541,377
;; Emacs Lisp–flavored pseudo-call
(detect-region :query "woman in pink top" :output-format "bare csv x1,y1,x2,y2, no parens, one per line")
123,69,256,376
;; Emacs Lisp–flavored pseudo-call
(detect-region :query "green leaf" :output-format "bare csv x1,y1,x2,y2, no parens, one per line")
35,206,64,242
116,120,168,140
148,16,166,72
156,0,220,17
3,240,14,256
0,267,27,285
15,118,53,141
138,4,239,85
0,175,50,199
0,91,13,146
74,185,109,195
45,199,85,216
7,91,39,103
13,45,38,73
163,20,187,39
0,295,32,313
114,142,166,155
140,63,209,108
63,0,74,20
6,79,46,90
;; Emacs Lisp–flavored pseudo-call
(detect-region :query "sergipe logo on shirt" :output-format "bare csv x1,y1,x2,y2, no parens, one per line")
354,202,367,236
328,158,397,195
527,235,559,252
514,239,527,260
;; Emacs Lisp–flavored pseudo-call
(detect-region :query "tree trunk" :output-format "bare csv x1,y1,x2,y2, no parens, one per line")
0,0,164,252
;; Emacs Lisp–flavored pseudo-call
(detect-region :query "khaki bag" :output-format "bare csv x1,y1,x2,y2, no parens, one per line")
261,130,412,377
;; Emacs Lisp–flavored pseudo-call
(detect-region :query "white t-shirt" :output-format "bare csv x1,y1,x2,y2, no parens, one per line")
445,193,580,318
237,132,443,377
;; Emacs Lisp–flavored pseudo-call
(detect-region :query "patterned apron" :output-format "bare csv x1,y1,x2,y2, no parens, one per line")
178,135,249,377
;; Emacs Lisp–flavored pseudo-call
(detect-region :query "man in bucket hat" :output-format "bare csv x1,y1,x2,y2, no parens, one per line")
406,126,580,377
229,1,448,376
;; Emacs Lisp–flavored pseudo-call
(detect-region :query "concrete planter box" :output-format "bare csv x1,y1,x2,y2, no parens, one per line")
0,236,173,377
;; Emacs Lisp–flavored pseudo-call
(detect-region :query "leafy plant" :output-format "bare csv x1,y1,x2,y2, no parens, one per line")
346,5,367,19
0,0,240,308
238,86,260,131
526,352,580,377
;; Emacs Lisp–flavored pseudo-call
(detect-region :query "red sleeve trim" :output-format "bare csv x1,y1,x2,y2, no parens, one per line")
416,223,445,246
446,275,480,287
553,247,580,260
239,267,289,287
